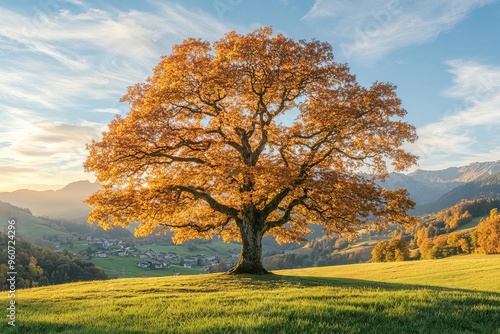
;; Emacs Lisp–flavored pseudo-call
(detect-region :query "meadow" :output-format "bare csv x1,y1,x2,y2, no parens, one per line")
1,254,499,334
90,256,201,278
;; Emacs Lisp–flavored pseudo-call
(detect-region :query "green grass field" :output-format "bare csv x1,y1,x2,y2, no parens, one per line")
1,254,499,334
91,256,201,278
455,215,486,232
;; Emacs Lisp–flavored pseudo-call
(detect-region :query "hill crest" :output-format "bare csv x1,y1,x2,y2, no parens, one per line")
409,160,500,183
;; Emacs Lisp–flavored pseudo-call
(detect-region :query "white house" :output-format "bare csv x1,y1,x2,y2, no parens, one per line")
137,262,151,269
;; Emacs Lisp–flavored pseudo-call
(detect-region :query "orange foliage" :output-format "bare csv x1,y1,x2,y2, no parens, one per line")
84,28,417,271
474,208,500,254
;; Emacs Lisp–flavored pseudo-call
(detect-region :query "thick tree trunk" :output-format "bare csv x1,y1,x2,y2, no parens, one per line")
228,206,270,275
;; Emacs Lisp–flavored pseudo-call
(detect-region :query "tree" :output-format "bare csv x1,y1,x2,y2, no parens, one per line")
84,27,417,274
419,238,436,260
371,241,389,262
371,237,410,262
474,208,500,254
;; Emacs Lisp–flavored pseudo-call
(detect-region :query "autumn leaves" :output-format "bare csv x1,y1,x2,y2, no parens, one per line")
84,27,417,273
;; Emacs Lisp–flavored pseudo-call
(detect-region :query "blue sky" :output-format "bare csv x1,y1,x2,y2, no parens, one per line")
1,0,499,190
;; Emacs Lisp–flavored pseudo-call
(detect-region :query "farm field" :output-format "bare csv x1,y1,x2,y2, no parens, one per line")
2,254,499,333
91,256,201,278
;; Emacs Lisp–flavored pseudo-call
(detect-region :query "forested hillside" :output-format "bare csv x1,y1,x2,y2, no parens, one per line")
0,233,107,290
372,198,500,262
414,171,500,214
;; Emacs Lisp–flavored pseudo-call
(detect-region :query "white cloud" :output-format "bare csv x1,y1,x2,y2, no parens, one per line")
409,60,500,169
0,118,105,189
0,3,235,109
65,0,85,5
303,0,496,61
444,59,500,100
92,108,122,114
5,120,104,159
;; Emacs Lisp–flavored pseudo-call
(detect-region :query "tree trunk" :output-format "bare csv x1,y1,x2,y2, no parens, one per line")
228,206,270,275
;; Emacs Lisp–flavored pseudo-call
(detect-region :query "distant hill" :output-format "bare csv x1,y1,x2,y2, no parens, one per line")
378,173,454,205
0,161,498,218
0,201,71,247
0,180,100,219
414,171,500,215
0,200,132,248
409,160,500,183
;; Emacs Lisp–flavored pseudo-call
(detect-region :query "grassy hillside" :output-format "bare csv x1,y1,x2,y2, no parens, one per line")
2,254,499,333
0,201,70,242
279,254,500,292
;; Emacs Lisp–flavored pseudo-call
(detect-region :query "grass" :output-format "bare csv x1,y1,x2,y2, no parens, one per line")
82,240,240,278
455,215,486,232
0,205,70,240
1,254,499,334
91,256,201,278
279,254,500,292
60,239,240,279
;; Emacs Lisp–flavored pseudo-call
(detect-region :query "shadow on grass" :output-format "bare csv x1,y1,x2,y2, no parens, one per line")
5,274,500,334
214,274,500,333
1,322,145,334
236,272,500,294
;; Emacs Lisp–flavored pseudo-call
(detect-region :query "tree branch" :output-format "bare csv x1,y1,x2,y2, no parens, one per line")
264,196,306,231
159,222,217,232
171,186,240,221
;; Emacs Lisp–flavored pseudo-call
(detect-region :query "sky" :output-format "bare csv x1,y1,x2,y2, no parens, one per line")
1,0,499,191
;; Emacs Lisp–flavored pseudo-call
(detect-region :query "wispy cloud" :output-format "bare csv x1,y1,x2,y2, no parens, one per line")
409,59,500,169
302,0,496,61
92,108,122,114
0,2,236,188
0,3,233,106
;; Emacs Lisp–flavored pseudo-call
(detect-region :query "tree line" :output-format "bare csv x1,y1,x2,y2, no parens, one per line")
372,198,500,262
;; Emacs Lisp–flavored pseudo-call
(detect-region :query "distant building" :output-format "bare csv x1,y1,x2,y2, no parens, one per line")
137,261,151,269
137,261,170,269
95,251,107,258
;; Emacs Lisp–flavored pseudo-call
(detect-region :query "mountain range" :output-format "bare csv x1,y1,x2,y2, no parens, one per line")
0,160,499,219
381,160,500,205
412,171,500,215
0,180,100,219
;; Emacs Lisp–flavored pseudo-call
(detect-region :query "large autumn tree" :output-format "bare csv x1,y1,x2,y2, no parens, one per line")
85,27,417,274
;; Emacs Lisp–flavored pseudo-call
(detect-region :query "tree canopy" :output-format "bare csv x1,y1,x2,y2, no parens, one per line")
85,27,417,274
474,208,500,254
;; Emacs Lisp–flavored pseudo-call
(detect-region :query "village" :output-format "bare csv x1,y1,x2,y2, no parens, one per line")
84,236,240,273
